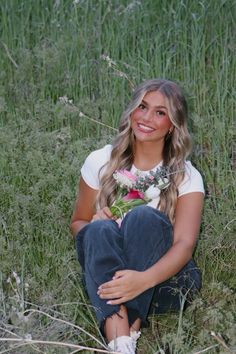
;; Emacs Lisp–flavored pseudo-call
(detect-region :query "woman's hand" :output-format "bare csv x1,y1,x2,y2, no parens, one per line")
91,206,114,222
97,270,148,305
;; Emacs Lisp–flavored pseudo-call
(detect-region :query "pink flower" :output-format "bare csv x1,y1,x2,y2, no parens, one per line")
123,189,145,201
120,170,137,181
113,169,137,188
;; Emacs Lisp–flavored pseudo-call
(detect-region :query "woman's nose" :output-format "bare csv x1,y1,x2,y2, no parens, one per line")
142,110,152,122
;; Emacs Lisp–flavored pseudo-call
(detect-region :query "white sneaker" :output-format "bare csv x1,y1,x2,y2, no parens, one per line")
108,335,135,354
130,330,141,351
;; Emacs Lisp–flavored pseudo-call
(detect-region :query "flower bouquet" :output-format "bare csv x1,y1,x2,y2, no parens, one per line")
110,167,170,219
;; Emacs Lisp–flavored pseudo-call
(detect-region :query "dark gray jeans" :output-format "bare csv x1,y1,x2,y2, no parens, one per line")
76,206,201,332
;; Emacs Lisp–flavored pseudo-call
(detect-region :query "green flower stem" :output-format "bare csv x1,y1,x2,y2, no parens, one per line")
110,198,147,218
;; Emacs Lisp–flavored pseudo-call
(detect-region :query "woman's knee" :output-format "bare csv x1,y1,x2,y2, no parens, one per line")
125,205,170,226
121,206,173,248
82,219,120,248
122,206,172,231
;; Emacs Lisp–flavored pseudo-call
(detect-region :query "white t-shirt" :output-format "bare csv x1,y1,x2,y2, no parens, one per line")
81,144,204,208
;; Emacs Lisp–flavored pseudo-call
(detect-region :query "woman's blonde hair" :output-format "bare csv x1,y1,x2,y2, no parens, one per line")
97,78,192,223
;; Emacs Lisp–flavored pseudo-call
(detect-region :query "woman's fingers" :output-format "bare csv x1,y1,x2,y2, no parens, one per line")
103,206,113,218
98,285,126,303
91,207,113,222
101,292,123,300
107,298,126,305
97,278,131,300
97,282,119,296
98,270,146,303
97,279,124,299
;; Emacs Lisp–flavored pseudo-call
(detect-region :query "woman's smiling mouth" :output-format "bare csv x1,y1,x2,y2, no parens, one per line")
137,123,155,133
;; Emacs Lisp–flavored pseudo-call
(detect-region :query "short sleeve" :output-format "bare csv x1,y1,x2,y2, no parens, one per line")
80,144,112,190
178,161,205,197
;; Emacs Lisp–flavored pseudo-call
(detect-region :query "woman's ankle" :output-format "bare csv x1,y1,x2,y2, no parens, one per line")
130,318,141,333
104,305,130,342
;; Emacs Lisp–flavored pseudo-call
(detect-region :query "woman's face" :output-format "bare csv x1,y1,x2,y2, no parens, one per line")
130,90,173,145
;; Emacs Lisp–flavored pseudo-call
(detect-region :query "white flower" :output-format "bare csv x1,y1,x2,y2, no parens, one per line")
157,178,170,190
145,185,160,200
58,96,73,105
12,271,21,285
113,170,137,189
24,333,32,341
100,54,116,67
144,178,170,200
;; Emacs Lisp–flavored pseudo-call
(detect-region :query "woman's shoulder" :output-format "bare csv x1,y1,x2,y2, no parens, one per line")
178,161,205,197
184,160,202,175
80,144,112,189
84,144,112,165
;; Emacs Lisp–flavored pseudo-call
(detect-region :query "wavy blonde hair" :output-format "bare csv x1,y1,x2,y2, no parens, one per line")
97,79,192,223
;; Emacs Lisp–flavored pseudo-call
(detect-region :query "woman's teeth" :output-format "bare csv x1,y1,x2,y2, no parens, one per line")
138,123,155,132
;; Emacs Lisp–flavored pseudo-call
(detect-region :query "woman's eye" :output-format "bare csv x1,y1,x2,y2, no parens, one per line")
156,110,166,116
138,104,146,110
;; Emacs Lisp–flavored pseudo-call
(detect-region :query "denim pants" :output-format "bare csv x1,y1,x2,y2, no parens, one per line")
76,206,201,332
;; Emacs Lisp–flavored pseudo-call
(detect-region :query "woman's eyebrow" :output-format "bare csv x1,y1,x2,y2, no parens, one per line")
142,99,167,110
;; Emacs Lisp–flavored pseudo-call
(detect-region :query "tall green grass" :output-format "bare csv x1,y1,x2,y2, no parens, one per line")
0,0,235,353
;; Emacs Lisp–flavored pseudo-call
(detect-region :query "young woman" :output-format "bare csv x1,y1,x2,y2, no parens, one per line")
71,79,204,354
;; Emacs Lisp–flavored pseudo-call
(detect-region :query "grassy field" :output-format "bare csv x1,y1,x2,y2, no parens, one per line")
0,0,235,353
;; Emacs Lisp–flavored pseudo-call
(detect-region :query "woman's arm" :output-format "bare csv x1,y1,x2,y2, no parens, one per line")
98,192,204,304
70,177,113,238
143,191,204,288
70,177,98,237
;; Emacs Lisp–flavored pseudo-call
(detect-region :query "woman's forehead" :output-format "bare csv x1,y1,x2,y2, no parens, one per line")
142,90,168,107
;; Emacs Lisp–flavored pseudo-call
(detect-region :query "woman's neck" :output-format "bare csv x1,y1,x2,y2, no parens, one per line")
133,142,164,171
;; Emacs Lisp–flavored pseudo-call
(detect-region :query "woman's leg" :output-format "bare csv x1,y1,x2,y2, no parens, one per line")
76,219,138,353
130,318,141,332
76,219,130,338
149,259,201,315
120,206,173,326
120,206,201,320
104,305,130,340
76,206,188,344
